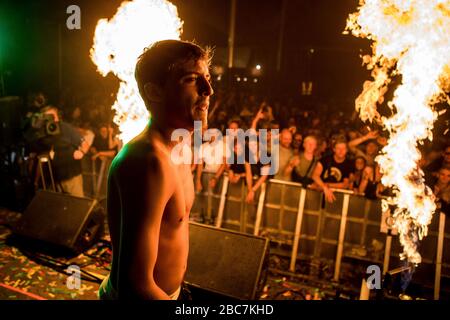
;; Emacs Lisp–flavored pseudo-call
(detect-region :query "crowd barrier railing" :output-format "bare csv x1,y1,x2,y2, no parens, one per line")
81,157,112,199
192,172,449,299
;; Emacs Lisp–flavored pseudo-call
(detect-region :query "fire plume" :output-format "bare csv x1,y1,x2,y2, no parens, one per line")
345,0,449,264
90,0,183,143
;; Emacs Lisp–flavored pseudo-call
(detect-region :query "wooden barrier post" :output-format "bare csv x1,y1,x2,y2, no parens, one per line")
434,212,446,300
383,232,392,275
334,193,350,282
253,183,267,236
206,174,213,223
215,175,229,228
289,188,307,272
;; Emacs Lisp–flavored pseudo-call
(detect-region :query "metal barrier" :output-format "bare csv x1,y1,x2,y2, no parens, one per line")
192,172,450,299
191,172,226,224
254,179,322,272
81,157,112,199
214,174,262,234
37,154,56,191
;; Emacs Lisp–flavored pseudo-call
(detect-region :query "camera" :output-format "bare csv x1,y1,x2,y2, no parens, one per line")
31,113,60,135
24,112,61,142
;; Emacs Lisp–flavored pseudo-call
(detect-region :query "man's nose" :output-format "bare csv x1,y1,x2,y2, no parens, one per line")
200,78,214,97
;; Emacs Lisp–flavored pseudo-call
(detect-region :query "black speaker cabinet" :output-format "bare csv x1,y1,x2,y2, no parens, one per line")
14,190,105,254
186,222,269,300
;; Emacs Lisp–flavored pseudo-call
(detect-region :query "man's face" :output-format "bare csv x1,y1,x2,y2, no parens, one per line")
444,147,450,164
303,138,317,154
228,121,239,137
348,131,359,140
366,141,379,157
355,158,366,171
333,142,348,159
100,127,108,139
280,131,292,149
164,58,213,131
438,168,450,185
292,134,302,148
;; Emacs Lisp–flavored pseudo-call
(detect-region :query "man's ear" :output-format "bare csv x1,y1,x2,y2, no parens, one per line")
144,83,164,104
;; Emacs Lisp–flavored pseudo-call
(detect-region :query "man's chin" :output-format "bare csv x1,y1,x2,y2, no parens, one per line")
193,111,208,130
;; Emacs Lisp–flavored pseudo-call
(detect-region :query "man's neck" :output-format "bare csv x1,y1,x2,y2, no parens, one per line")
333,155,345,163
303,151,314,160
149,121,193,149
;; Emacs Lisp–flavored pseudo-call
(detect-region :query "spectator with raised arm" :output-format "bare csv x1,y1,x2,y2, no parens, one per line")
244,139,271,204
348,129,380,166
273,129,293,181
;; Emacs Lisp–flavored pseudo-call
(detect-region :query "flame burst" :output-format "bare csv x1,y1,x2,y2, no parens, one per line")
90,0,183,143
345,0,450,264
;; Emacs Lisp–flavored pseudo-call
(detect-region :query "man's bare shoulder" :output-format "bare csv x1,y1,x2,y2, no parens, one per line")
109,134,172,181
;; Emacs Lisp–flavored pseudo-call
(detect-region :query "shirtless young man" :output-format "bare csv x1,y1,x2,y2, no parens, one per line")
98,40,213,300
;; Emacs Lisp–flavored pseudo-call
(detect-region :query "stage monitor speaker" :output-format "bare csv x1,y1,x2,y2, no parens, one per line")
185,222,269,300
13,190,105,254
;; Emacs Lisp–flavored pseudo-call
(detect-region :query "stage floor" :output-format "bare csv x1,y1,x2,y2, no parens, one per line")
1,208,445,300
0,207,341,301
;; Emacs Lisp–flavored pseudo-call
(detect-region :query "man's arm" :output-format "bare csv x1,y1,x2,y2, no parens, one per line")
326,179,350,190
121,155,174,299
92,150,117,160
252,174,268,193
357,166,374,194
228,168,237,183
348,130,378,149
311,162,336,202
251,108,265,130
195,162,203,192
209,162,227,188
348,131,379,160
74,138,91,160
284,156,300,178
108,126,123,150
67,123,90,160
244,162,255,203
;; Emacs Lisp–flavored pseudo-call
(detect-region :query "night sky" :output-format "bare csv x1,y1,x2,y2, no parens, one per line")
1,0,372,104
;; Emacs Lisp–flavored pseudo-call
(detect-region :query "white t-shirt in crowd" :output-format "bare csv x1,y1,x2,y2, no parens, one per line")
199,140,225,173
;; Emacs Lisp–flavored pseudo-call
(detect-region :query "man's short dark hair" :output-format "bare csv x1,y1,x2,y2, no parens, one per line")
228,118,241,127
135,40,212,108
332,137,348,149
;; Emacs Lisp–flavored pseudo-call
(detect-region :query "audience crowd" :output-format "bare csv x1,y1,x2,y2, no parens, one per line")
18,87,450,215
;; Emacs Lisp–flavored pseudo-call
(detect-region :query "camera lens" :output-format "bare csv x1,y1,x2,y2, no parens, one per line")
48,123,56,132
46,121,59,135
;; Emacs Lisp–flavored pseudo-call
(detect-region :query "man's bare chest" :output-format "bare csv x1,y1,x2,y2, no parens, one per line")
165,165,195,221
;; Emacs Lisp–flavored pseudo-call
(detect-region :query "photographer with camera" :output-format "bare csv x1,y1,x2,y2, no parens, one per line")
34,105,90,197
